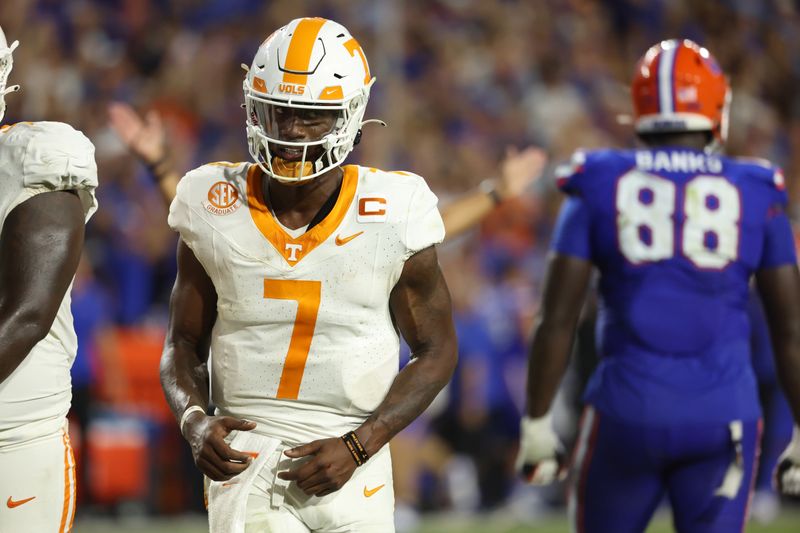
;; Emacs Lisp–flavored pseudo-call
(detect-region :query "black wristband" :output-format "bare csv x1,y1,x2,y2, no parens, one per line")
341,431,369,466
480,179,502,205
145,153,171,180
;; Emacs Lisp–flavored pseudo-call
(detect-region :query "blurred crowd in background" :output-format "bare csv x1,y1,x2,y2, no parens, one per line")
3,0,800,526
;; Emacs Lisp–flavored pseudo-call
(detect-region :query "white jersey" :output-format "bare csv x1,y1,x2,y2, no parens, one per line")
169,163,444,445
0,121,98,446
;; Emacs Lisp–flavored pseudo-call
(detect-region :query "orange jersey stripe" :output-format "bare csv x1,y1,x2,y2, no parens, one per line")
282,18,327,85
247,164,359,266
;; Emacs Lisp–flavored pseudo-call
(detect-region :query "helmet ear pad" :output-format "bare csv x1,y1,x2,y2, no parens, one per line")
631,39,730,147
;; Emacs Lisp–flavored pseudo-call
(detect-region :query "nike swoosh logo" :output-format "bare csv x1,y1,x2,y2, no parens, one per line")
363,484,385,497
335,231,364,246
7,496,36,508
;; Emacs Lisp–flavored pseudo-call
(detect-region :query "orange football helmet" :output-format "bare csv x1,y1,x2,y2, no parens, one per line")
632,39,729,147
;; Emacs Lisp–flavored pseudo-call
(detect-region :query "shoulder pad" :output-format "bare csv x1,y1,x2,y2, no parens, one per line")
556,149,636,195
177,161,248,192
731,157,786,194
10,121,98,216
555,150,587,192
363,166,426,184
19,122,97,187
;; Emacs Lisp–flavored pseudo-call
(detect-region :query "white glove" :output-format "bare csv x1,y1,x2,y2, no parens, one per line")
515,414,566,485
776,426,800,496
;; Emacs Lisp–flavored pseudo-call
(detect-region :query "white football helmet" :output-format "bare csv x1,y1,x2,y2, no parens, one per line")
243,17,376,183
0,26,20,124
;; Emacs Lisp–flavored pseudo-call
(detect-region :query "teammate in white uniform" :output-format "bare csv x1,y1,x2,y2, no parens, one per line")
160,18,458,532
0,27,98,533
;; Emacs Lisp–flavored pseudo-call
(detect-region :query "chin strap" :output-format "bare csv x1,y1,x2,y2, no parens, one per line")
353,119,387,147
1,83,19,96
361,118,387,128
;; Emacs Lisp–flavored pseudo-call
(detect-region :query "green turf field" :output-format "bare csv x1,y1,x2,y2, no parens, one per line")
73,508,800,532
416,513,800,532
414,509,800,532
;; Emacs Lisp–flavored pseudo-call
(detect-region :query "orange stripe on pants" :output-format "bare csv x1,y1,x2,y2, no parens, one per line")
59,431,76,532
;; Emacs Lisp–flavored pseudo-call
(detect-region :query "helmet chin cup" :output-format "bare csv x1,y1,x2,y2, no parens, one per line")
270,157,316,181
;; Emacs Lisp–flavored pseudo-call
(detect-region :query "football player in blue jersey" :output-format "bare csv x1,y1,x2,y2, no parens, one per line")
517,39,800,532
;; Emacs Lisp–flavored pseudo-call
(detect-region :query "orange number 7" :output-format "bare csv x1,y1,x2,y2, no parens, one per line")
264,279,321,400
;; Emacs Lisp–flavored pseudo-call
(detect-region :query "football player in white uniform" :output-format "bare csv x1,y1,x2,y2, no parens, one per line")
160,18,458,532
0,27,98,533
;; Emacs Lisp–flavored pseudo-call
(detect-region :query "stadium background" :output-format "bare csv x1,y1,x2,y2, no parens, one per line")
3,0,800,530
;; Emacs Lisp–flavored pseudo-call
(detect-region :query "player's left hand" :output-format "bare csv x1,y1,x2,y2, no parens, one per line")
278,437,357,497
515,414,567,485
775,426,800,496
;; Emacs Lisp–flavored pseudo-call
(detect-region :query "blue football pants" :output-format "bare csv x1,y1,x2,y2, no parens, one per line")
568,407,760,533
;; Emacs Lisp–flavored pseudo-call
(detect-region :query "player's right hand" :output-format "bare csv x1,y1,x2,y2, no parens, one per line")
515,414,567,485
776,426,800,496
182,412,257,481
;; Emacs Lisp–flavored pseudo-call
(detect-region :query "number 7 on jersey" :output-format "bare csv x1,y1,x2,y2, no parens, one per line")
263,279,321,400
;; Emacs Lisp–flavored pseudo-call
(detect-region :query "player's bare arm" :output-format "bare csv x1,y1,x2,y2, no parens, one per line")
361,245,458,451
0,190,84,383
757,264,800,420
525,253,593,417
278,245,457,496
442,146,547,239
160,240,256,481
516,252,592,484
756,263,800,494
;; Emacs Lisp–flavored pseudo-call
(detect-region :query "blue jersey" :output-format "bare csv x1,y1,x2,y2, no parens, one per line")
552,147,796,426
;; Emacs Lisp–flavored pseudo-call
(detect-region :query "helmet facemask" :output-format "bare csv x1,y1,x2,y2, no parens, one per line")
244,80,372,183
0,28,20,124
242,18,378,183
708,87,732,154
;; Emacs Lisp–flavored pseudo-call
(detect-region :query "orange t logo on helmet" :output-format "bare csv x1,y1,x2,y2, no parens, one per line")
631,39,730,146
